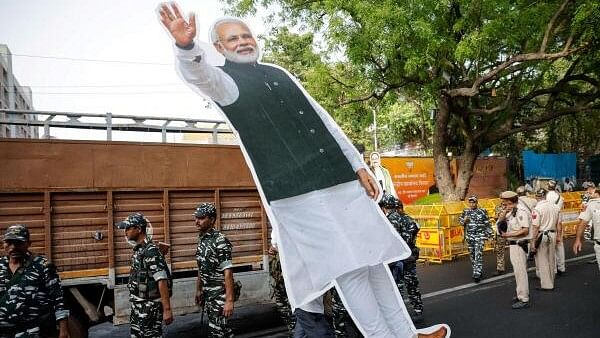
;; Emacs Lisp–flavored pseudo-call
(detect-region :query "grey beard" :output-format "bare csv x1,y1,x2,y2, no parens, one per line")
223,48,260,63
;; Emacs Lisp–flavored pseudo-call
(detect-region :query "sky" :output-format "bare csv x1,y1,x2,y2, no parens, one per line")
0,0,267,141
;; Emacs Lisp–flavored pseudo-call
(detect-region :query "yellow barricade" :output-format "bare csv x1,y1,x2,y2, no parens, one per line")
408,193,583,263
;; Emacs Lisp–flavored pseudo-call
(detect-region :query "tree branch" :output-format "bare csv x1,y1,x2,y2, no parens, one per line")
541,0,571,53
445,46,586,97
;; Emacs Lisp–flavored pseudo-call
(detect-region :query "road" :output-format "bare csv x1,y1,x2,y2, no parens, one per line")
90,238,599,337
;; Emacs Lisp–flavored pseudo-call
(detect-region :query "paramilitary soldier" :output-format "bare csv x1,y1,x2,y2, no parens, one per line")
379,194,424,320
0,224,69,338
268,228,295,337
194,203,235,338
118,213,173,338
458,195,492,283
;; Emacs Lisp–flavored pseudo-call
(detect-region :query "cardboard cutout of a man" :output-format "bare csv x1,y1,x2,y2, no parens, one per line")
158,3,449,337
370,152,398,199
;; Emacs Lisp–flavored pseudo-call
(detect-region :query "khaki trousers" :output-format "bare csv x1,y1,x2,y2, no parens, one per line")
534,233,556,289
509,245,529,302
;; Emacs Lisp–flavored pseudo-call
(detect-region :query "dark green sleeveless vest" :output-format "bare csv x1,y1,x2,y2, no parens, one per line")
217,61,356,202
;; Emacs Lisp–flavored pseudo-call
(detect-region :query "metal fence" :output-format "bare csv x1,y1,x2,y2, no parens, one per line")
0,108,232,143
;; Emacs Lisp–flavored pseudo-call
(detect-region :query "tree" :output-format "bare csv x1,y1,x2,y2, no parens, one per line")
225,0,600,200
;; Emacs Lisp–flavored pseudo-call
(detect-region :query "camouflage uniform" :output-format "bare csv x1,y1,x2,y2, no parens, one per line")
0,252,69,338
197,228,234,338
459,207,492,279
330,288,361,338
494,205,507,273
269,252,295,336
128,238,171,338
386,210,423,315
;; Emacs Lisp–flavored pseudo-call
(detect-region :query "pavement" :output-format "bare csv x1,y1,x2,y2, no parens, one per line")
90,238,599,337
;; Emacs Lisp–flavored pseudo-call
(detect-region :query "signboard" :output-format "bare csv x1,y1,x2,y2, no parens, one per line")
381,157,436,205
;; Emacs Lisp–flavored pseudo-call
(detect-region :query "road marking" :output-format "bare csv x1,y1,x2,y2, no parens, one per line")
422,253,595,299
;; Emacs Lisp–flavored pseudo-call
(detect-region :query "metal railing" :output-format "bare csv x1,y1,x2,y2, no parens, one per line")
0,109,233,143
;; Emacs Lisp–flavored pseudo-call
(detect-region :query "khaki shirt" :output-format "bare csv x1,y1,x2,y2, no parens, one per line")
519,196,537,213
578,198,600,241
532,200,560,232
506,203,532,241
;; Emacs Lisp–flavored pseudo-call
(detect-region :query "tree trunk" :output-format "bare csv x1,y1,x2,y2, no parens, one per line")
453,144,479,200
433,96,461,201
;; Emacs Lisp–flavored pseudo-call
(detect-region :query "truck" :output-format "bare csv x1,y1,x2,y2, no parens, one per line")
0,109,273,337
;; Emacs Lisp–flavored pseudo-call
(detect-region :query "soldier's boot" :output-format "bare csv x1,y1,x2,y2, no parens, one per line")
417,326,448,338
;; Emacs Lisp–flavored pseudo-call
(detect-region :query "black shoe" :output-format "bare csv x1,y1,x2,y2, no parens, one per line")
493,270,505,276
511,301,530,309
511,296,519,304
557,270,564,277
535,287,555,292
473,276,481,283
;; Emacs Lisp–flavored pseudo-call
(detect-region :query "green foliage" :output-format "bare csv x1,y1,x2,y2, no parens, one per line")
222,0,600,198
414,193,442,205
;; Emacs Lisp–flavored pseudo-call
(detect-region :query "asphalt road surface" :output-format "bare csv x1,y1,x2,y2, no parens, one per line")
91,238,599,337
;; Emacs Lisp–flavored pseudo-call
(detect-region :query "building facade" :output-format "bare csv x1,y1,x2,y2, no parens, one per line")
0,44,38,138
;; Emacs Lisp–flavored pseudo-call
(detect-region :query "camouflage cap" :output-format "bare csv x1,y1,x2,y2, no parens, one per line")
3,224,30,242
467,195,478,202
117,212,147,230
535,188,547,198
193,202,217,218
379,193,400,208
499,191,518,199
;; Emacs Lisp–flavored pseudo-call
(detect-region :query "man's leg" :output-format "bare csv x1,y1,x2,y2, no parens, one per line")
335,266,407,338
129,300,163,338
594,243,600,271
495,236,506,273
271,254,296,336
472,239,484,279
467,239,477,277
292,295,334,338
206,287,233,338
555,239,566,274
403,263,424,315
509,245,529,304
537,234,556,289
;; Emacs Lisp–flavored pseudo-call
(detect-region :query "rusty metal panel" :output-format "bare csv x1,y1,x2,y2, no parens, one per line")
0,193,45,254
467,157,508,198
0,139,255,190
220,190,264,267
113,191,165,272
168,190,215,269
50,192,108,272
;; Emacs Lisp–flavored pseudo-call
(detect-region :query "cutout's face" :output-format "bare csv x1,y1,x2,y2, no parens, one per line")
370,153,381,167
214,22,259,63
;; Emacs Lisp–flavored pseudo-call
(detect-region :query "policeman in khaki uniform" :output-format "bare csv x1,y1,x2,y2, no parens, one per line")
546,180,566,275
194,203,235,338
574,188,600,271
496,191,532,309
530,189,561,290
0,225,69,338
118,213,173,338
458,195,492,283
